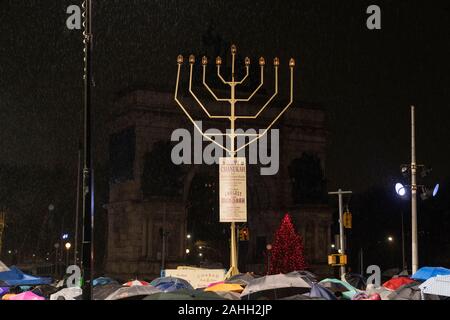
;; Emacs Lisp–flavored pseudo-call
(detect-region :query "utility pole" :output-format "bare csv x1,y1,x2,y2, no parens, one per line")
329,189,352,278
74,147,81,265
411,106,418,274
81,0,94,300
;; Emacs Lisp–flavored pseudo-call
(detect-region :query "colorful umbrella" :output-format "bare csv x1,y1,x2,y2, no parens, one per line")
419,275,450,298
383,277,416,290
205,283,244,293
2,293,16,300
93,277,118,287
151,277,194,292
123,280,150,286
0,287,10,297
207,281,225,288
319,278,360,300
412,267,450,281
9,291,45,300
225,273,257,286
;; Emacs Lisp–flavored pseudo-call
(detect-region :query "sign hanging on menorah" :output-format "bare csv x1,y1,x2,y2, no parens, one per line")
219,157,247,222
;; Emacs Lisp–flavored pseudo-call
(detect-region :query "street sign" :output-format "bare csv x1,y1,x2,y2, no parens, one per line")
343,211,352,229
163,267,226,289
328,254,347,266
219,157,247,222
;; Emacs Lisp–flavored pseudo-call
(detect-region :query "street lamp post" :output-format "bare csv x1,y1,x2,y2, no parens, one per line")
400,210,406,272
65,242,71,267
410,106,418,274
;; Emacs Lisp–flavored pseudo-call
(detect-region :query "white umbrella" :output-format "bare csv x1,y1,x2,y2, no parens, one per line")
105,285,160,300
0,260,9,272
50,287,82,300
419,275,450,298
240,273,311,298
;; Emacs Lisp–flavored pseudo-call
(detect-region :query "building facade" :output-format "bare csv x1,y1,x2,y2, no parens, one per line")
105,88,333,279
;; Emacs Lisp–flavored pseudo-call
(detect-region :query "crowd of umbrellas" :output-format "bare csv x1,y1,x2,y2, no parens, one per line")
1,264,450,300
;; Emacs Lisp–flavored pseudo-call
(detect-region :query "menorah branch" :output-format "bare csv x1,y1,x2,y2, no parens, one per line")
234,66,294,154
235,66,249,85
202,65,229,102
217,65,231,85
235,66,265,102
174,63,233,154
189,64,229,119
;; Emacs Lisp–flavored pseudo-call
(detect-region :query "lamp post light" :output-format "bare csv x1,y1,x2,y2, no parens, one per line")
65,242,71,267
328,189,352,278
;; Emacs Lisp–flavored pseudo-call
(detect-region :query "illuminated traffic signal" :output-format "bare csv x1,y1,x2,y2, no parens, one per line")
239,227,249,241
343,211,352,229
328,254,347,266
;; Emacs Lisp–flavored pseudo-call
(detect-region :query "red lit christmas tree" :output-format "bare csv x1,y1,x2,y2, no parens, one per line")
269,213,307,274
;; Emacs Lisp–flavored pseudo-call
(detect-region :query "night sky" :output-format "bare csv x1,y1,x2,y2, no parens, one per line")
1,0,450,193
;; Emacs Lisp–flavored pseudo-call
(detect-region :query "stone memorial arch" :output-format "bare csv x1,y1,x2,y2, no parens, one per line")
105,88,333,279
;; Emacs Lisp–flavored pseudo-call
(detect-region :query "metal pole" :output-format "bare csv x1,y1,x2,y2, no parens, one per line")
81,0,94,300
411,106,418,274
338,190,345,277
401,210,406,272
74,147,81,265
228,49,239,277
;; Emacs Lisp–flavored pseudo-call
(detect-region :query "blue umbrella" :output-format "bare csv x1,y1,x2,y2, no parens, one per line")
0,287,10,297
412,267,450,281
93,277,118,287
307,283,337,300
154,281,192,293
150,277,193,291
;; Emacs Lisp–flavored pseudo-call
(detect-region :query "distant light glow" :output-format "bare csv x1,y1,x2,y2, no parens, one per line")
199,253,203,257
388,236,393,242
186,234,191,239
185,249,190,254
62,233,69,240
331,244,335,249
395,183,406,196
433,184,439,197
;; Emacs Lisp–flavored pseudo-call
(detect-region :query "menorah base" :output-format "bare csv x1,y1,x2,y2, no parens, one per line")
225,265,240,279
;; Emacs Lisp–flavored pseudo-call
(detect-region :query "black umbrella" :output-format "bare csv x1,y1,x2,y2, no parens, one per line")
93,283,123,300
225,273,258,286
32,284,59,299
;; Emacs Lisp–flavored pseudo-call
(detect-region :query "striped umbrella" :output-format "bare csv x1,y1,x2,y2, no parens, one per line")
123,280,150,287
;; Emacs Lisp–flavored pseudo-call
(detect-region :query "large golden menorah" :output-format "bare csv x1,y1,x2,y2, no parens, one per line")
174,44,295,277
0,211,6,256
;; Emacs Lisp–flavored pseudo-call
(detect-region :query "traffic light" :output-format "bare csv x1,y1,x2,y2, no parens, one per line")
239,227,249,241
343,211,352,229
